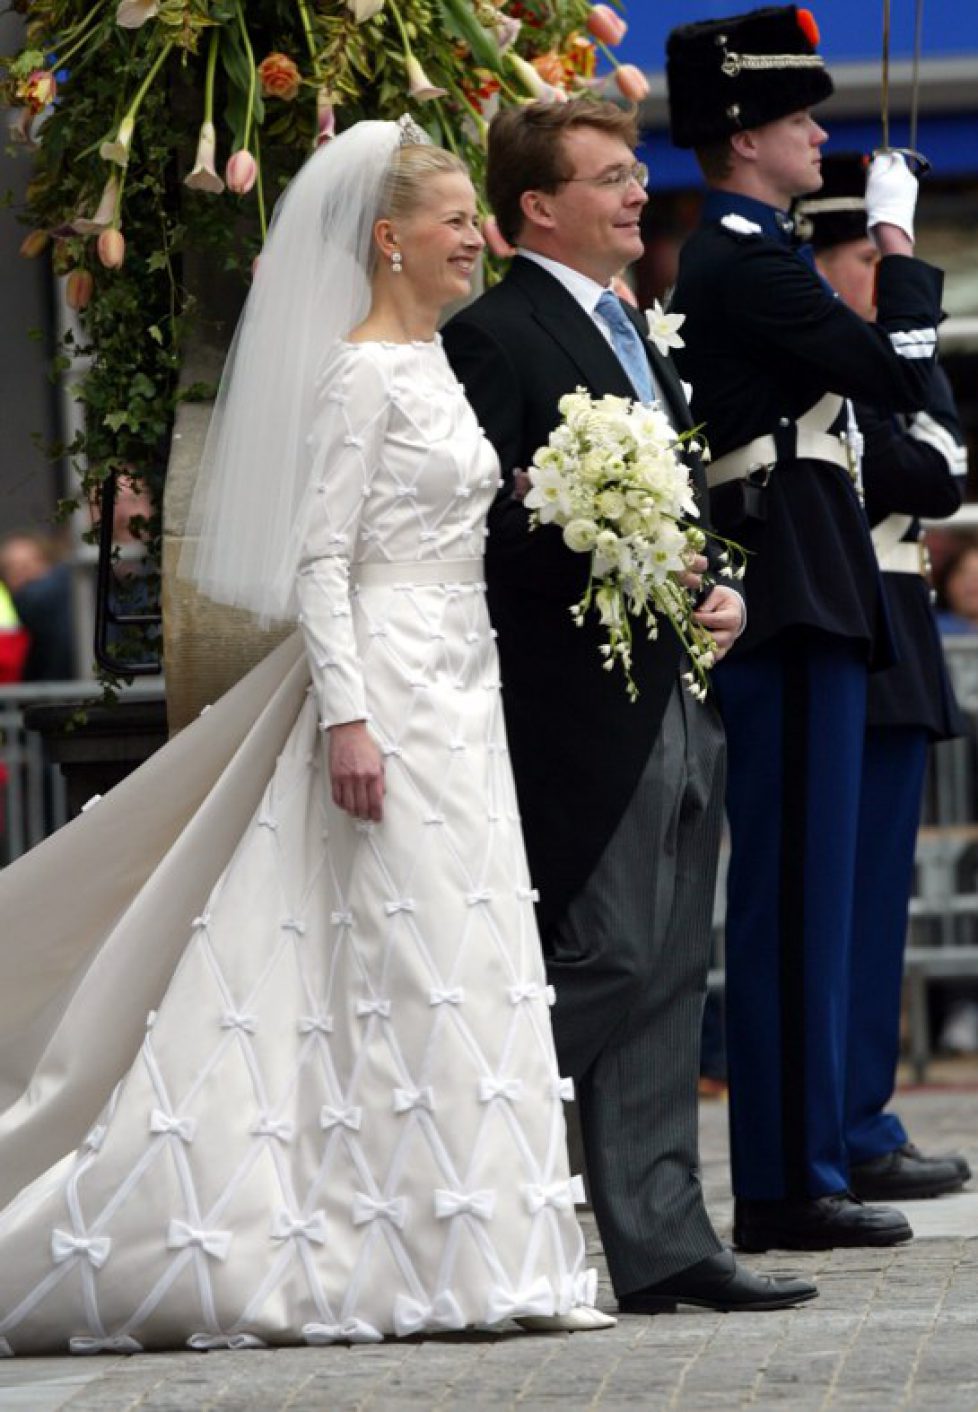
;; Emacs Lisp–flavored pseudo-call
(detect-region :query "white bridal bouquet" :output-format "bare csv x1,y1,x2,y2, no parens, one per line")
525,388,745,701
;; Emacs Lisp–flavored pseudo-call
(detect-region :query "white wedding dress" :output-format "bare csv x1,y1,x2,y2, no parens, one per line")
0,339,590,1354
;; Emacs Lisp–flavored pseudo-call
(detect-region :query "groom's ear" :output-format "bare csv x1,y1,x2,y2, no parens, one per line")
519,188,558,233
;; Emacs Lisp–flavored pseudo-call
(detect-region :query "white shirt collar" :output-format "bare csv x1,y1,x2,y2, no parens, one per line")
516,248,610,321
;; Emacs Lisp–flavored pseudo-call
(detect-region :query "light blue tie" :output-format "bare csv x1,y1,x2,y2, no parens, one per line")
595,290,655,404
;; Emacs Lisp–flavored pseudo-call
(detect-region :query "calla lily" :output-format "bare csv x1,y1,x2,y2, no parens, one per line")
9,109,37,148
116,0,159,27
184,122,224,194
97,228,126,270
492,14,521,52
226,149,258,194
346,0,386,19
405,54,447,101
74,175,121,234
316,89,336,146
100,114,135,167
508,53,553,101
66,269,94,312
614,64,650,102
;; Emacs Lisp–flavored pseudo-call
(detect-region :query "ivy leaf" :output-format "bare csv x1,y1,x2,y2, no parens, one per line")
104,410,129,432
146,250,169,273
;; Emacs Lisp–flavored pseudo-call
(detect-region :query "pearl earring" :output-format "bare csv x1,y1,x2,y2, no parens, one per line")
391,247,403,274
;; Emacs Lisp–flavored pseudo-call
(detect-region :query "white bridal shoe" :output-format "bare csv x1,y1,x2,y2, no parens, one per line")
517,1306,617,1332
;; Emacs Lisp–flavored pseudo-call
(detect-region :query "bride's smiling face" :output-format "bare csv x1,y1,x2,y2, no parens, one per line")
393,172,485,306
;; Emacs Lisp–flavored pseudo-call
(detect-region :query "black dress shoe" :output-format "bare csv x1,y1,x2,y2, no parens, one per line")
850,1143,968,1201
617,1249,817,1314
734,1193,913,1252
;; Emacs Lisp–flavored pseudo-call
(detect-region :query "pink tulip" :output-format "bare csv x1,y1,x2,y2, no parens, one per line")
614,64,650,102
586,5,627,46
97,228,126,269
225,149,258,194
483,215,516,259
66,269,95,311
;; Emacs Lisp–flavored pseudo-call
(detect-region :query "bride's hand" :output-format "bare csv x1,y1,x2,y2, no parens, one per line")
328,721,385,822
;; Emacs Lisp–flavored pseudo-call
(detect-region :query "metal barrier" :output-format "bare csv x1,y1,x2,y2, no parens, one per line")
0,680,162,868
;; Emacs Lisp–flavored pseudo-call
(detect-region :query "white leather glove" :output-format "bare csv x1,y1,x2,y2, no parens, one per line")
865,151,917,242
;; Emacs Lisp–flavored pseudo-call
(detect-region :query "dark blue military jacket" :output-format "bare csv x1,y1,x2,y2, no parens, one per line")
672,192,944,661
860,366,966,738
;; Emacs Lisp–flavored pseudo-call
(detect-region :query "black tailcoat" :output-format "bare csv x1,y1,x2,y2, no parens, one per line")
671,193,944,662
443,256,720,934
860,366,966,739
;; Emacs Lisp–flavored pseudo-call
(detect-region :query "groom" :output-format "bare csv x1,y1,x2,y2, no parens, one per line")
443,99,813,1313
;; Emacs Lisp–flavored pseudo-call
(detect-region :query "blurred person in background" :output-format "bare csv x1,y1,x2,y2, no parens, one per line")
934,536,978,636
0,532,74,681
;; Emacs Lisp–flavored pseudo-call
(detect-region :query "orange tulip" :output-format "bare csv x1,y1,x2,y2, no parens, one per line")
97,228,126,270
586,5,627,46
614,64,649,102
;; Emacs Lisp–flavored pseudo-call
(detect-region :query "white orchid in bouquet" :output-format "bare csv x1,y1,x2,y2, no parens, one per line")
525,389,746,702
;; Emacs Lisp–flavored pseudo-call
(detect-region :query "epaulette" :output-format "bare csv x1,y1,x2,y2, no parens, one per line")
718,213,764,239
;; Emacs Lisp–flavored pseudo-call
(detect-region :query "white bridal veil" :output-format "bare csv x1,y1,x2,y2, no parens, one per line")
181,120,404,624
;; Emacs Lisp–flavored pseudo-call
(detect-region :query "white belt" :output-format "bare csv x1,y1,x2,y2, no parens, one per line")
707,393,848,488
351,558,485,588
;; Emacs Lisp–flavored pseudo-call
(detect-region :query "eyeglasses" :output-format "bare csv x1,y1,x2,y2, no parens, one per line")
561,162,649,192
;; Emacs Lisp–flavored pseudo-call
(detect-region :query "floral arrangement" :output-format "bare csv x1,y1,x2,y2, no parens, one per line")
525,388,746,701
1,0,643,675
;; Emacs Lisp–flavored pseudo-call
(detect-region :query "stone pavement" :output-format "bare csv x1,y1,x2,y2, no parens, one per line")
2,1075,976,1411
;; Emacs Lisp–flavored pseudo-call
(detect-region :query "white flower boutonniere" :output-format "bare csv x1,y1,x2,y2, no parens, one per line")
645,300,686,357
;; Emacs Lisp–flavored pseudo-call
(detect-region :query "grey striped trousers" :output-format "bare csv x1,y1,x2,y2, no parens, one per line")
545,678,727,1293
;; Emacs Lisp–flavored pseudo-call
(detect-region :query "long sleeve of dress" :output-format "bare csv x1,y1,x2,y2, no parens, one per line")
294,346,392,728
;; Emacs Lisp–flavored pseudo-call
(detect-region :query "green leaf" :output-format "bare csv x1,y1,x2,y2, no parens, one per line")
104,410,129,432
148,324,164,344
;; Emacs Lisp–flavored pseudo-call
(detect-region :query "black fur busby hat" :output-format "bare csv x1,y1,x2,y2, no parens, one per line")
793,151,869,248
666,6,834,150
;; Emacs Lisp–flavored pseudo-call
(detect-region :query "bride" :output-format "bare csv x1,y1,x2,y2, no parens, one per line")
0,119,612,1353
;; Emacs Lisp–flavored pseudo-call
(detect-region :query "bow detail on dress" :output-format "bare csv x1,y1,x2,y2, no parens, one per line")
302,1319,383,1345
51,1230,111,1269
465,888,493,906
252,1114,295,1143
429,986,464,1006
69,1334,142,1354
392,1086,434,1114
298,1014,333,1034
478,1076,523,1103
351,1193,407,1228
270,1208,328,1245
186,1332,266,1351
523,1175,586,1215
433,1188,496,1221
220,1011,258,1034
320,1104,362,1131
554,1076,575,1102
485,1277,555,1325
508,981,542,1004
383,898,415,916
392,1290,466,1336
356,998,391,1019
166,1219,232,1260
149,1109,197,1143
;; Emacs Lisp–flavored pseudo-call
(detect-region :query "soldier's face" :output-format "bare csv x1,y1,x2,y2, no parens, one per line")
816,238,880,322
749,109,828,202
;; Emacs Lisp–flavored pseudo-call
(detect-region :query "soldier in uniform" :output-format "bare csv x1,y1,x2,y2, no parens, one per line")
796,153,971,1201
666,5,945,1250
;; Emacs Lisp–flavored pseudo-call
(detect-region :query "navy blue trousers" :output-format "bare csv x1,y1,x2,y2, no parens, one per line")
847,725,928,1164
715,632,867,1199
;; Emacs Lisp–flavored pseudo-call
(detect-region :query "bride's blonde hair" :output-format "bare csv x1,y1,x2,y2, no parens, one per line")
383,144,469,220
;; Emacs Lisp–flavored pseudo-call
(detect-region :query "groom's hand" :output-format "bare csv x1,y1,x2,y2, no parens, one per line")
678,553,708,595
693,584,745,660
